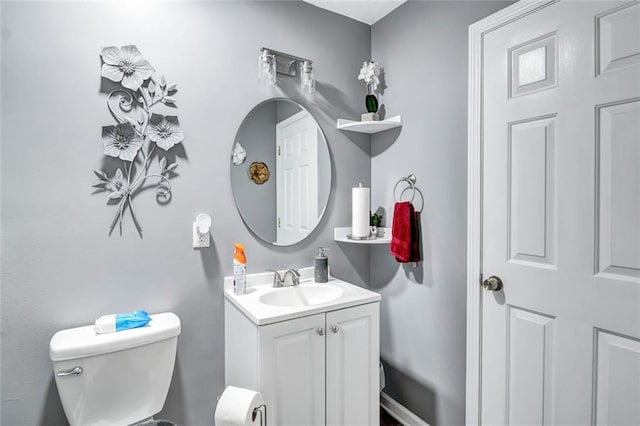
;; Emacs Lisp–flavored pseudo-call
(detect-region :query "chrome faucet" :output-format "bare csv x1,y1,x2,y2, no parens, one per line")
265,269,284,287
266,268,300,288
283,269,301,287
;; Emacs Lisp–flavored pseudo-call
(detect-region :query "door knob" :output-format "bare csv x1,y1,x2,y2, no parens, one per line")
482,275,503,291
331,325,340,333
317,328,325,336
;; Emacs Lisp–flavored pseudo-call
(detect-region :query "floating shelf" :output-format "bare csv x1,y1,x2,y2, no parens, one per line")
334,227,392,245
336,115,402,134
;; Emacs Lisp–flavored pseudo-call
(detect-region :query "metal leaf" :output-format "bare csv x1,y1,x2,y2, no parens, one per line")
162,96,177,104
92,180,106,188
148,81,156,95
166,162,178,172
121,116,137,127
114,168,123,181
94,170,108,180
141,87,151,106
159,157,167,171
108,191,123,199
166,83,177,93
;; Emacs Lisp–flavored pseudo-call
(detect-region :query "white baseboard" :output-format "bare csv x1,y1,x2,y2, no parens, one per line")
380,391,430,426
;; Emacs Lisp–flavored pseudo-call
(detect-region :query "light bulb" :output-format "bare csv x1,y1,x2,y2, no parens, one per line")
258,50,276,85
300,60,315,94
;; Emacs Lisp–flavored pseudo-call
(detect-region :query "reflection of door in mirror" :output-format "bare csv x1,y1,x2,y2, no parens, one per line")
276,111,318,245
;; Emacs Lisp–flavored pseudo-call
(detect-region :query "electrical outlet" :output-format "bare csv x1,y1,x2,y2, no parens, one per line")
193,222,210,248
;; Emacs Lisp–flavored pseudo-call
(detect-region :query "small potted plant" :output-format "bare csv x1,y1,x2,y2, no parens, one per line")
370,212,383,237
357,61,380,121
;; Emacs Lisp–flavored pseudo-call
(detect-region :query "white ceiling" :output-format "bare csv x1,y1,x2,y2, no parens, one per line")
302,0,408,25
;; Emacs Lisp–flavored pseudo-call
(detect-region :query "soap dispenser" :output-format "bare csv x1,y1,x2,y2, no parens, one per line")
314,247,329,283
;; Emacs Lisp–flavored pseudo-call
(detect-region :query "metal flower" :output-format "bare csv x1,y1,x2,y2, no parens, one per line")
101,45,155,91
147,114,184,151
232,142,247,166
102,123,143,161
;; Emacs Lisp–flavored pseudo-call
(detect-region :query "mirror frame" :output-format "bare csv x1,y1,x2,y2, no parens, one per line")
230,97,332,246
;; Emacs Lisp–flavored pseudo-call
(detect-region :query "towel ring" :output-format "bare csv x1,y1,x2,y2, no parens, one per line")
394,174,417,204
400,186,424,213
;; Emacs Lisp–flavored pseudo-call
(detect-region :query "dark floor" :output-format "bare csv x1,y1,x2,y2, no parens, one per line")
380,407,403,426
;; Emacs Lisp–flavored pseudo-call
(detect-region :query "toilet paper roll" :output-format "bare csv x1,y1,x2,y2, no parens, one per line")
352,186,370,238
215,386,264,426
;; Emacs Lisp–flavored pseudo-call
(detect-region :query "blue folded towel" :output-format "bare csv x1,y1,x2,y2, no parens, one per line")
95,310,151,334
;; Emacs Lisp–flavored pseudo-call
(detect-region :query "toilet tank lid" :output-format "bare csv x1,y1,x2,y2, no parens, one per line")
49,312,181,362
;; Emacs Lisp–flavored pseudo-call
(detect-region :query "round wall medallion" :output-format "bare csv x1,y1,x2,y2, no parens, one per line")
248,161,270,184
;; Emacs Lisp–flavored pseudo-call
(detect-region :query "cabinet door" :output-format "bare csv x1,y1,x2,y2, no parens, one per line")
326,302,380,426
258,313,326,426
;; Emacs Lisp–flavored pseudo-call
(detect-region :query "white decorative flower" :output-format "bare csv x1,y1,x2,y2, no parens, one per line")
357,61,380,87
232,142,247,166
102,123,143,161
147,114,184,151
101,45,155,91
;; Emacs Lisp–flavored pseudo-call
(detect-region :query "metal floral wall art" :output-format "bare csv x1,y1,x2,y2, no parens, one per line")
232,142,247,166
93,45,184,236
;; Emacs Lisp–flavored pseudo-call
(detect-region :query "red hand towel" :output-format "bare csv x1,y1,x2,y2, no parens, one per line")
390,201,420,263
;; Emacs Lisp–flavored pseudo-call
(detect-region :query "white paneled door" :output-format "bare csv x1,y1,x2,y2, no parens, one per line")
481,1,640,425
276,110,319,245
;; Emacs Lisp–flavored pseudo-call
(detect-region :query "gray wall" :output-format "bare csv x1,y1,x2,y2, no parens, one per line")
275,100,302,122
232,101,277,243
370,2,512,425
0,2,371,425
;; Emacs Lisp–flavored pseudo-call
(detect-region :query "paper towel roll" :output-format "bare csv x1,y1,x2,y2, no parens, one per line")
352,185,370,238
215,386,264,426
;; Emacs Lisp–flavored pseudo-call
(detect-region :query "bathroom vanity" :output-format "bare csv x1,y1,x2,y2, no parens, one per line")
224,268,381,426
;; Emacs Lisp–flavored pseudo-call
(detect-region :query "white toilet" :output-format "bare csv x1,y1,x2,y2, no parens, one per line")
49,312,181,426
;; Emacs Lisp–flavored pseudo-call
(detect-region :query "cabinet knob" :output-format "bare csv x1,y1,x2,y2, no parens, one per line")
331,325,340,333
317,328,325,336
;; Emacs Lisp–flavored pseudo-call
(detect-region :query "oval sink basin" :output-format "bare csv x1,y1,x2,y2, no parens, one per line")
259,285,344,308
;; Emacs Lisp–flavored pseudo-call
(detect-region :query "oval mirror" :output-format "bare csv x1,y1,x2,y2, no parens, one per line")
231,99,331,246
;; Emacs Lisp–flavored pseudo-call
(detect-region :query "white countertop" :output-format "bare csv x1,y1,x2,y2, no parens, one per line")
224,267,381,325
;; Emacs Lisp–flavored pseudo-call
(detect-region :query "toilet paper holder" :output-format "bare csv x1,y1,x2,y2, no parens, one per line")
216,395,267,426
252,403,267,426
215,394,267,426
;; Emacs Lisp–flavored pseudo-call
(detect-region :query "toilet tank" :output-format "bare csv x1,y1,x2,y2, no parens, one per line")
49,312,181,426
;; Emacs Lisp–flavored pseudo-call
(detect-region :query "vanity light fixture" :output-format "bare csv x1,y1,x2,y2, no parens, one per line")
258,47,315,93
258,49,276,85
300,60,315,94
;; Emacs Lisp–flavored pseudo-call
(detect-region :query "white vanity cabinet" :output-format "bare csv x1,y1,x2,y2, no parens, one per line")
225,300,380,426
324,303,380,426
259,312,326,425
